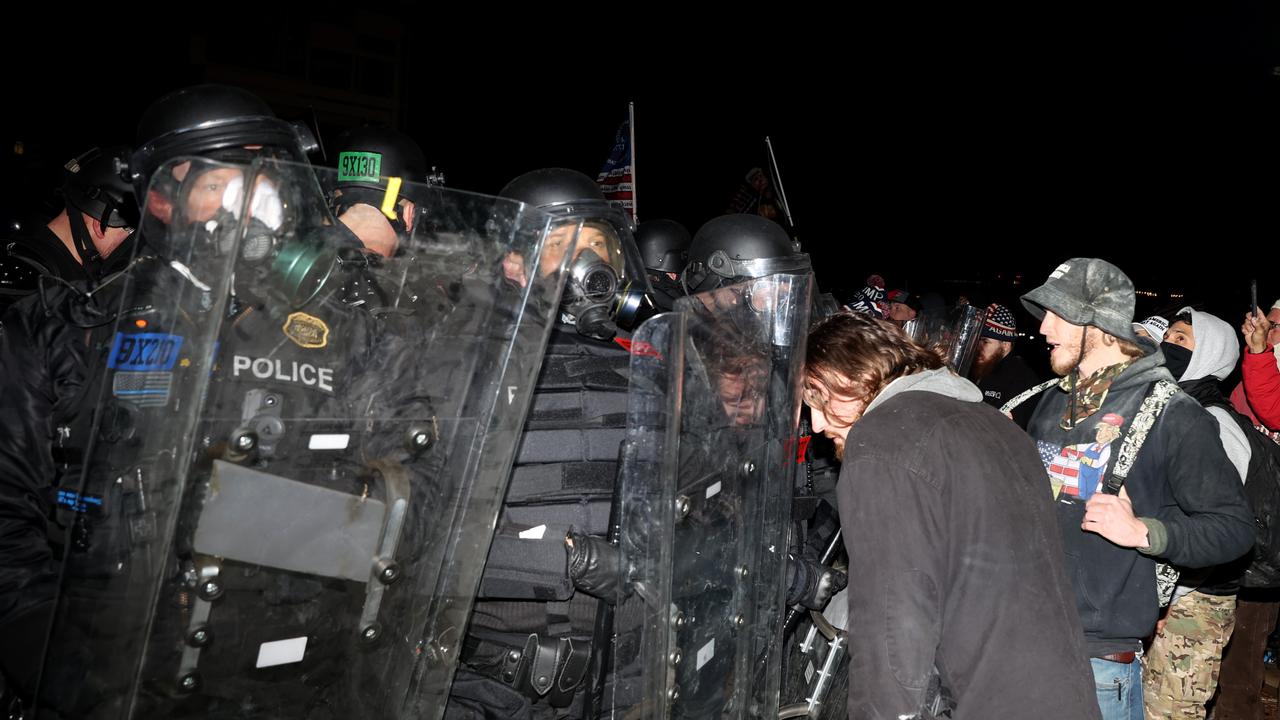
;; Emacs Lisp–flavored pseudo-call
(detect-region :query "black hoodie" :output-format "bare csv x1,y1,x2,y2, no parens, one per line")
1026,347,1255,656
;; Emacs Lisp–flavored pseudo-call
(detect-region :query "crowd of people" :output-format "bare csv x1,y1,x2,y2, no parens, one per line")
2,81,1279,720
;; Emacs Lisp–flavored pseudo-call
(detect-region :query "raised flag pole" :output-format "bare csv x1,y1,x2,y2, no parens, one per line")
595,108,636,223
765,136,794,229
628,101,638,224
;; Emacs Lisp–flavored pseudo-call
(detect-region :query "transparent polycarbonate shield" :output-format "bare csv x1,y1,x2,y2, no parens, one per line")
36,156,572,719
611,271,813,718
904,304,988,377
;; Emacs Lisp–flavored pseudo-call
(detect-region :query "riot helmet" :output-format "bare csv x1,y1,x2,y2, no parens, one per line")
329,126,428,253
125,86,318,269
63,146,139,231
499,168,652,339
683,214,809,296
128,84,317,201
635,218,690,312
60,145,140,279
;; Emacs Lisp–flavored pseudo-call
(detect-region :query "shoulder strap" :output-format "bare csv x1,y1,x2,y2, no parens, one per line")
1104,379,1180,494
999,378,1058,414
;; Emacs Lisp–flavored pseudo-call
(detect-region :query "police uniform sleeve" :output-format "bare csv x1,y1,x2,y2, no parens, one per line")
0,301,61,627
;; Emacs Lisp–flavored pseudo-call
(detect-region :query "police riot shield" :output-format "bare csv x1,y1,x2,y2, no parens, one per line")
903,304,988,377
35,156,571,719
611,271,814,718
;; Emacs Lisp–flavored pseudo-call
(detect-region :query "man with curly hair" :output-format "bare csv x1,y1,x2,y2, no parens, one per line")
805,312,1100,719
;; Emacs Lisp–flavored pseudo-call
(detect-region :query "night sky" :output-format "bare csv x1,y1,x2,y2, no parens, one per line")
4,5,1277,331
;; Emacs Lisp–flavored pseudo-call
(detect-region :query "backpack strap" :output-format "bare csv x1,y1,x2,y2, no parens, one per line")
1104,379,1180,495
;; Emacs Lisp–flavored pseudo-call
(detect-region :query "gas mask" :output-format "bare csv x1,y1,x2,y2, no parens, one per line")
555,220,652,340
563,250,622,340
227,173,293,260
158,164,291,272
171,168,342,310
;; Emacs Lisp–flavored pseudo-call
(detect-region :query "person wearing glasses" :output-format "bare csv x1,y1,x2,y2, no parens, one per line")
804,311,1100,720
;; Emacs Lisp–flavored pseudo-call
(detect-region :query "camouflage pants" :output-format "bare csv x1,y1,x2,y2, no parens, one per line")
1143,590,1237,719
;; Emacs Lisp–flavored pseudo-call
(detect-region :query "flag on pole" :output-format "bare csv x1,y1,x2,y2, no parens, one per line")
726,166,781,220
726,138,792,232
596,109,635,221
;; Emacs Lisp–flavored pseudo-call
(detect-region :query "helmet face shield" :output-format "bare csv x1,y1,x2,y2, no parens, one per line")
495,167,654,337
539,209,653,338
682,213,809,295
682,250,812,295
138,157,318,275
138,158,248,256
575,221,626,276
551,221,620,299
168,161,291,232
130,117,312,203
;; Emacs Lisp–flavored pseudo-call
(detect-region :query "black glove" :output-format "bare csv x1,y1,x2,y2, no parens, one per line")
786,553,848,610
565,531,624,602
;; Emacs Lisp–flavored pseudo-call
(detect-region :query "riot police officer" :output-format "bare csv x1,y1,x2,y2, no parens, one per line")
605,212,824,719
0,83,316,714
323,124,454,312
633,218,690,312
446,168,653,720
682,213,806,296
684,214,843,610
0,145,138,317
14,84,565,720
329,125,430,259
685,215,850,717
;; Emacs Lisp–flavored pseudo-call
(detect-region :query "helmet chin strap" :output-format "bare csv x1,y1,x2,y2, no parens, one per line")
65,198,103,287
680,262,715,296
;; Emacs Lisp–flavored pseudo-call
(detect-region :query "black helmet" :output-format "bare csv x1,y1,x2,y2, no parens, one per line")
57,145,142,281
635,219,690,274
683,214,810,295
333,125,427,193
499,168,652,339
635,218,690,312
128,84,318,198
329,125,430,232
499,168,611,218
62,146,139,230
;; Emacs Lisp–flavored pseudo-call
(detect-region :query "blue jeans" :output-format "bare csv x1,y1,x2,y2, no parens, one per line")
1090,656,1145,720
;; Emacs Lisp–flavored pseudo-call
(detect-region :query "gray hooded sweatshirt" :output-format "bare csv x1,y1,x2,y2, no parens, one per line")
1175,306,1250,482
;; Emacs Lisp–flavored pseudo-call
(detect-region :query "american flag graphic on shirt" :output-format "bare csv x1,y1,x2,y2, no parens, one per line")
1037,439,1115,500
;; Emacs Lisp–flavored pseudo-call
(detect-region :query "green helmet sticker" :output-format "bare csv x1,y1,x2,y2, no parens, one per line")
337,151,383,183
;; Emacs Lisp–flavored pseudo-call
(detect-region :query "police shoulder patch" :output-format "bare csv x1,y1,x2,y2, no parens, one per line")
282,311,330,349
107,332,184,371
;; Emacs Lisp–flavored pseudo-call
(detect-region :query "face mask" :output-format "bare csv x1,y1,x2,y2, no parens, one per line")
1161,341,1193,380
648,273,685,312
563,252,621,340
